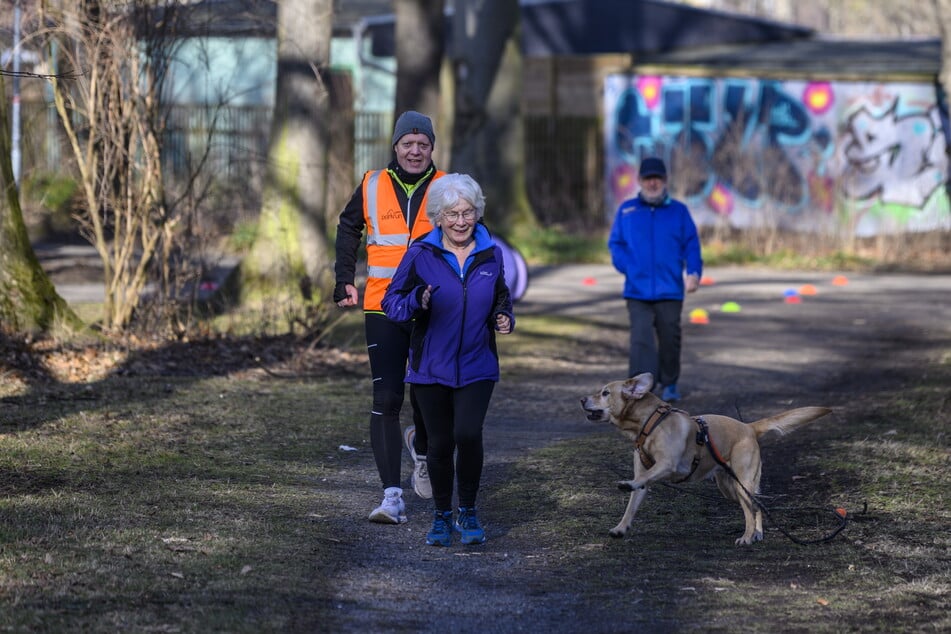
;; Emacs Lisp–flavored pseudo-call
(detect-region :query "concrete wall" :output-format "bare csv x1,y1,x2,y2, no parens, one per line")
604,74,951,236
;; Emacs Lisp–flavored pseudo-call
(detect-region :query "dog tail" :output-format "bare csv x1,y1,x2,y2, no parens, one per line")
751,406,832,440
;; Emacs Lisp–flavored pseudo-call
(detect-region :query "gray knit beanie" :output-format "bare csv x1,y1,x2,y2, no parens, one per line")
391,110,435,146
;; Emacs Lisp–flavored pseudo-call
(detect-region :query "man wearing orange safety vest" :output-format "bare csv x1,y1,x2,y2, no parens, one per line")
333,111,445,524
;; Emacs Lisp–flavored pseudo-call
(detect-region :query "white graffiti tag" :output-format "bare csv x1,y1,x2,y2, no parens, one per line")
841,101,945,207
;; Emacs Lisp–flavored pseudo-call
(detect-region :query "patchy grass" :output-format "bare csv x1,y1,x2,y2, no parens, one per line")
509,226,951,273
1,296,949,631
487,377,950,633
0,375,369,631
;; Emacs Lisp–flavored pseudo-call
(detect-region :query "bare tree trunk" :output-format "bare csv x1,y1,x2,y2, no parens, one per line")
449,0,536,235
237,0,334,330
0,73,82,335
933,1,951,99
394,0,445,119
931,0,951,197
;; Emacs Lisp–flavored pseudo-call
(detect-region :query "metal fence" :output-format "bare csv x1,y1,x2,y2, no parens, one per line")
163,105,271,184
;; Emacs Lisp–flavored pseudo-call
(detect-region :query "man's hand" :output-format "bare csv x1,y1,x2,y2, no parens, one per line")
337,284,359,307
685,274,700,293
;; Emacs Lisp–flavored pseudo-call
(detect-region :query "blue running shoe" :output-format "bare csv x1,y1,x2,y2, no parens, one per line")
455,507,486,545
662,384,681,402
426,510,454,547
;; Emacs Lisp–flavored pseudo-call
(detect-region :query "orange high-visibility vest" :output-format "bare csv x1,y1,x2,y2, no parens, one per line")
362,169,444,311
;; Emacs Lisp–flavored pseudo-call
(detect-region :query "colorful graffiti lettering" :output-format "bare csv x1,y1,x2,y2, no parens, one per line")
841,102,945,207
604,75,950,235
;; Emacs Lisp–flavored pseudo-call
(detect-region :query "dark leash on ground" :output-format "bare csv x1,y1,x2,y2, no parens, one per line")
696,416,853,545
613,412,865,545
654,478,864,545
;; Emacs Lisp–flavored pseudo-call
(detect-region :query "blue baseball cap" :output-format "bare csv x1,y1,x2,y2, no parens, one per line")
639,157,667,178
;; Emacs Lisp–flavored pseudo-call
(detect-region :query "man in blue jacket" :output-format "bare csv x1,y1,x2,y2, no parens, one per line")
608,157,702,401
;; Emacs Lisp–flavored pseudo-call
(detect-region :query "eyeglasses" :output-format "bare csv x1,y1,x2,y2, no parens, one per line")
442,209,477,222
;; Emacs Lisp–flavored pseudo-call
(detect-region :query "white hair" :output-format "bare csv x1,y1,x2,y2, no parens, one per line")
425,173,486,225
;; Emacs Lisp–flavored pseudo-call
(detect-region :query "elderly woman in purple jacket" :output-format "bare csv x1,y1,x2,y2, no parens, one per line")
382,173,514,547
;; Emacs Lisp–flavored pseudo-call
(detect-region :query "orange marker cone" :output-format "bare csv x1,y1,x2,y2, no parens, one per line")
799,284,817,295
689,308,710,324
832,275,849,286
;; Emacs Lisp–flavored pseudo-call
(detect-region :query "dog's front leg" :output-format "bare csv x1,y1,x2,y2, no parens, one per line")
610,487,648,538
617,460,672,493
610,456,671,538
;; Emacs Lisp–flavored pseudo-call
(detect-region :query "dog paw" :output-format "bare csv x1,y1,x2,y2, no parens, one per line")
735,530,764,546
609,528,626,538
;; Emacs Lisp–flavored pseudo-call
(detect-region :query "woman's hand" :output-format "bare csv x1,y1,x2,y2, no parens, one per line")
420,285,436,310
495,313,512,334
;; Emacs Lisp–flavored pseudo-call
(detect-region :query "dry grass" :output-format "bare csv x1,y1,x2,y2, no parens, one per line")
1,273,949,631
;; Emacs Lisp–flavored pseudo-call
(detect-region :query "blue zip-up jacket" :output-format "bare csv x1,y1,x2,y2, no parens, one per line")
608,193,703,301
382,223,515,387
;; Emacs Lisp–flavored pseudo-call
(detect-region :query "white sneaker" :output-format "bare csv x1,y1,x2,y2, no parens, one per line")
368,487,407,524
404,426,433,499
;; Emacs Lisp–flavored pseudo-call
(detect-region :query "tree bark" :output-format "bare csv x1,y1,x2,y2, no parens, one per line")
931,0,951,197
394,0,445,119
449,0,536,236
237,0,334,326
933,1,951,98
0,73,82,335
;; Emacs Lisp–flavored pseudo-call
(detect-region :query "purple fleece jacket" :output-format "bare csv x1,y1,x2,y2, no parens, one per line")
382,223,514,387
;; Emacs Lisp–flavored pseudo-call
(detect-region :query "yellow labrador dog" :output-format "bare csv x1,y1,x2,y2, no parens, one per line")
580,373,831,545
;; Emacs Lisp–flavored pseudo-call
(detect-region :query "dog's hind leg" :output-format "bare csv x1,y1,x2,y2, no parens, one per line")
728,465,764,545
610,488,648,538
714,472,739,503
734,490,763,545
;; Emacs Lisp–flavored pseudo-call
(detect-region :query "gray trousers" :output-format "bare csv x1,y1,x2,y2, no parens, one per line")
625,298,683,387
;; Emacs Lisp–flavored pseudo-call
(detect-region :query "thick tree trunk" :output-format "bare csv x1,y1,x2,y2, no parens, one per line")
931,0,951,196
0,74,82,335
394,0,445,119
449,0,536,236
237,0,334,324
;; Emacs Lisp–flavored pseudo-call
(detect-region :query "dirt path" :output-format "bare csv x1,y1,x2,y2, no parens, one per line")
316,264,951,632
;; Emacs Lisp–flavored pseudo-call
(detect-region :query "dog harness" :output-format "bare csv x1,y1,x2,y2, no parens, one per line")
636,405,725,483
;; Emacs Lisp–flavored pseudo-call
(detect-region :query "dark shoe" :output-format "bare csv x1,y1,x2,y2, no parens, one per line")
426,510,454,547
454,507,486,545
662,384,681,402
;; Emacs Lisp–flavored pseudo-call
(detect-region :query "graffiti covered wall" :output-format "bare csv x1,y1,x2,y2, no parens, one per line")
604,74,951,236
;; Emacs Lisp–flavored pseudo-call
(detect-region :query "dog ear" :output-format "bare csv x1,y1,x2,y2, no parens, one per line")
622,373,654,401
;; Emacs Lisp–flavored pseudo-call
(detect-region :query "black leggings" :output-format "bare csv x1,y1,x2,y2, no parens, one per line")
365,312,426,490
412,381,495,511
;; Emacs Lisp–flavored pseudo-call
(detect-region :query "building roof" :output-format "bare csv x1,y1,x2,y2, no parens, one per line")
519,0,814,57
140,0,394,38
631,36,942,81
142,0,940,82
